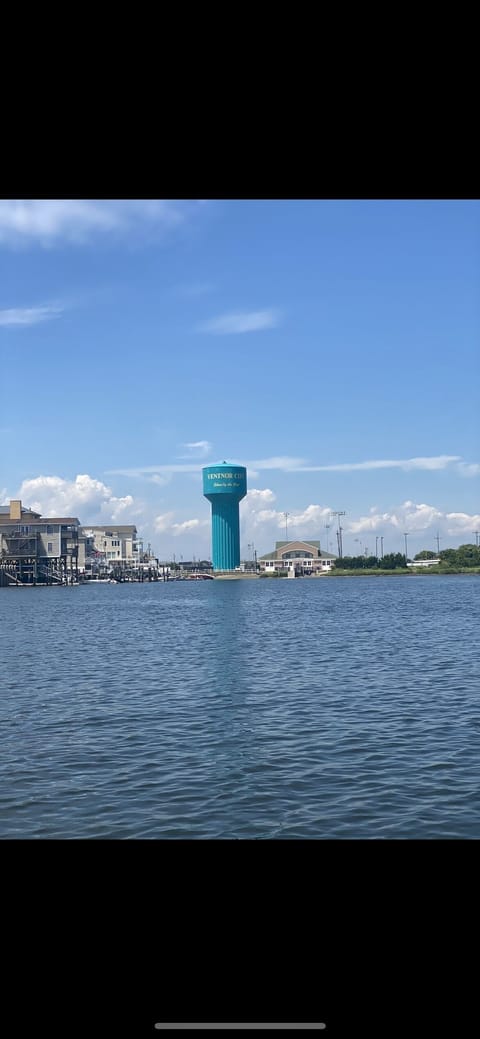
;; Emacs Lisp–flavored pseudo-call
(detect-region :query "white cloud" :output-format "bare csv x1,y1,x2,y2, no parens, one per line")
247,456,308,471
445,511,480,535
99,495,141,522
240,488,331,546
148,474,172,487
349,501,444,535
106,453,471,480
17,474,140,524
153,513,208,537
289,504,332,529
293,455,462,473
346,500,480,547
456,462,480,477
198,309,281,334
0,199,199,247
154,512,175,533
172,518,208,536
106,464,203,476
0,304,63,326
244,488,276,505
178,440,212,459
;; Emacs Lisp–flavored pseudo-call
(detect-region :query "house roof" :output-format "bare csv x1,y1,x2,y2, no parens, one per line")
259,546,337,561
0,506,41,519
0,515,80,525
275,540,321,549
81,525,137,535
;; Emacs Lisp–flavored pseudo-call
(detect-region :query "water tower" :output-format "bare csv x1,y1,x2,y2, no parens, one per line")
203,462,247,571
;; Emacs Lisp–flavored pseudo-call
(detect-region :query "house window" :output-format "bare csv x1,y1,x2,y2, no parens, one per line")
48,542,53,553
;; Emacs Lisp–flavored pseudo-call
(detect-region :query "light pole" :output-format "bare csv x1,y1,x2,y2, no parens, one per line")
283,512,290,542
354,538,363,556
404,533,409,563
331,511,346,559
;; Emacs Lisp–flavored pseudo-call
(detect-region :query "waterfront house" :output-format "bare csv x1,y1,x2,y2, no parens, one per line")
0,500,85,585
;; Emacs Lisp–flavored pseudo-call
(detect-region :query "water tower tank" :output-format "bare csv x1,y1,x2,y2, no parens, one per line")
203,462,247,571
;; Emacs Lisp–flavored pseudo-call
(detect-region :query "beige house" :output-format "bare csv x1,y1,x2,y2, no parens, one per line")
259,540,336,574
81,525,139,569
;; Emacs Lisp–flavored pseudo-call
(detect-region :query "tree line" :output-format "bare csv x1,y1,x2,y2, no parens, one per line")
335,544,480,570
336,553,407,570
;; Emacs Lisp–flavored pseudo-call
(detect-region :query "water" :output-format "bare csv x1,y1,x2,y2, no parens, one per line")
1,576,479,839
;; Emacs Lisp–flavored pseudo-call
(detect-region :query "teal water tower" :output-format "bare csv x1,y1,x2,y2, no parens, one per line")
203,462,247,571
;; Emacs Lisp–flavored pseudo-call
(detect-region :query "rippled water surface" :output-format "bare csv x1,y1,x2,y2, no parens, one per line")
1,576,479,838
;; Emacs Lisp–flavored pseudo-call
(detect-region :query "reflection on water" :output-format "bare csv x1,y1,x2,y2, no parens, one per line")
1,575,479,838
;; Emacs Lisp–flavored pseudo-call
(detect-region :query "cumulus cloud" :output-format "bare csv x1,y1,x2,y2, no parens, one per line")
154,512,175,533
0,200,202,248
240,488,331,545
172,518,208,536
0,303,63,326
349,501,445,535
198,309,281,334
245,488,276,505
346,500,480,548
445,511,480,535
153,513,208,537
99,495,140,522
17,474,140,523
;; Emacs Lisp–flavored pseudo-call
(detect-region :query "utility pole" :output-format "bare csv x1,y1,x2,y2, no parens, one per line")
473,531,480,548
404,532,409,563
436,531,442,555
331,511,346,559
283,512,290,542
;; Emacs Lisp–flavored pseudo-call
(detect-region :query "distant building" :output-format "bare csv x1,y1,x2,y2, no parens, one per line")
258,540,336,574
0,500,84,585
407,558,441,568
80,525,139,570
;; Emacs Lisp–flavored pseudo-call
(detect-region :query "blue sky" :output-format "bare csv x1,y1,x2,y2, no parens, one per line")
1,198,478,559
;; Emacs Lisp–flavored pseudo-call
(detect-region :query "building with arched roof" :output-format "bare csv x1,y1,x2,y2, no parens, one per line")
259,540,337,575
